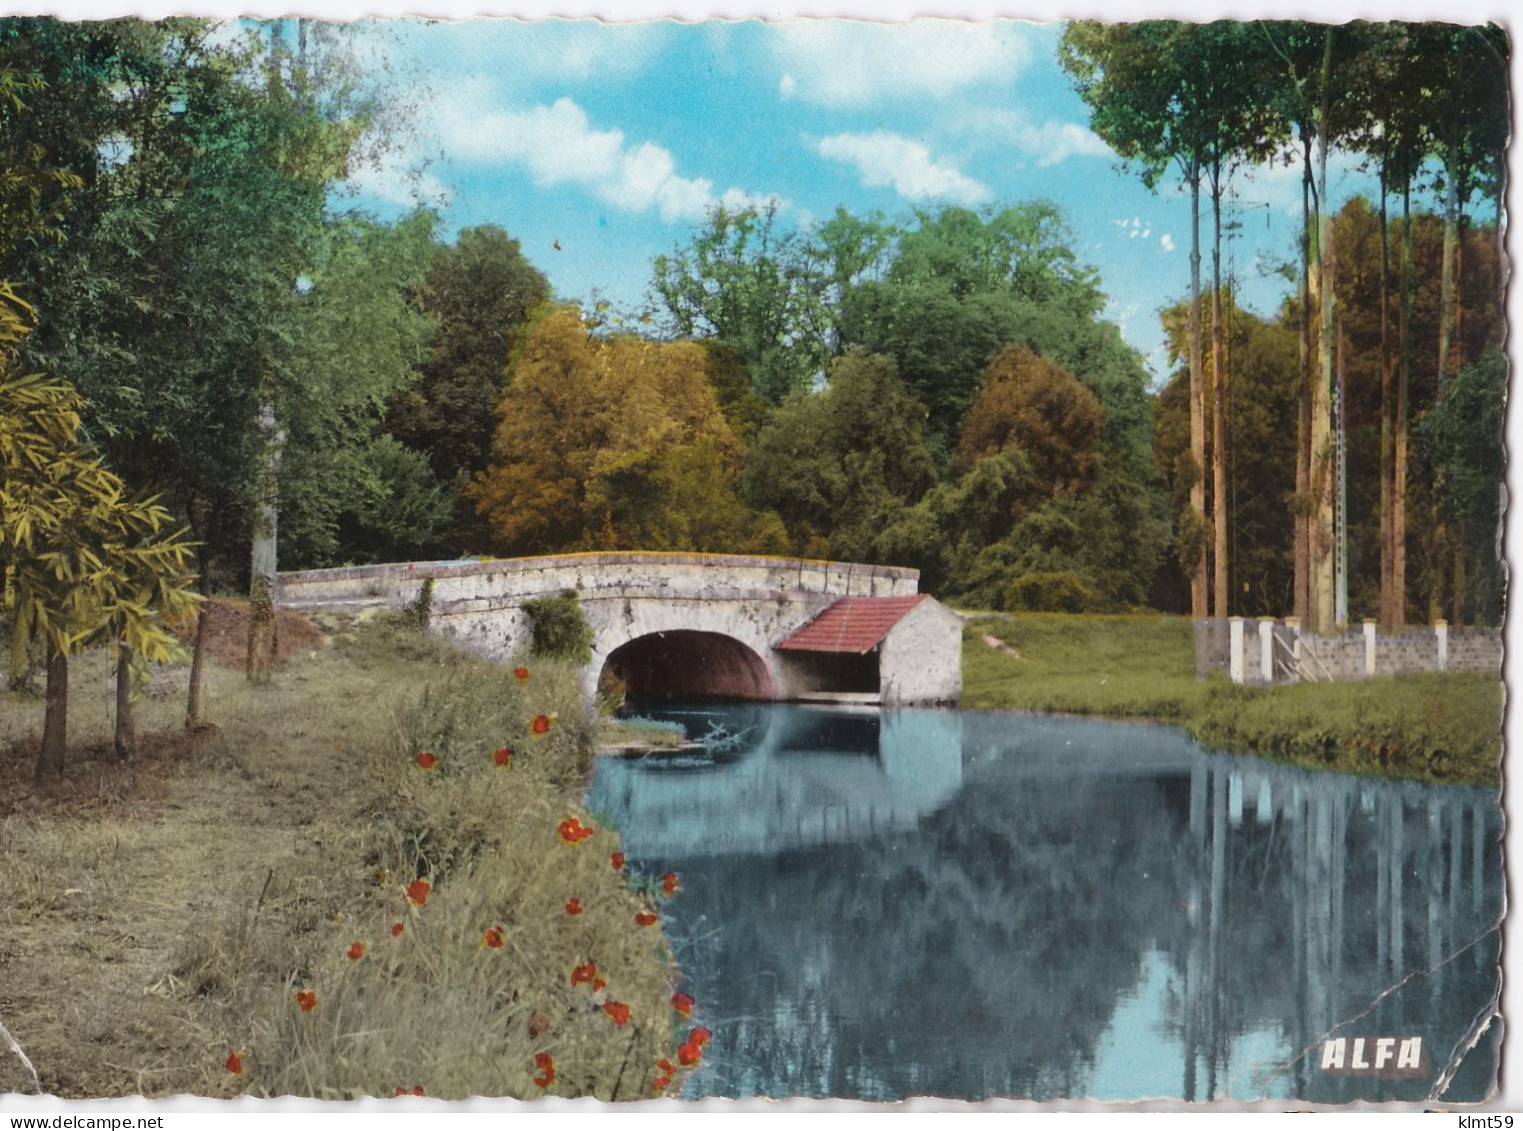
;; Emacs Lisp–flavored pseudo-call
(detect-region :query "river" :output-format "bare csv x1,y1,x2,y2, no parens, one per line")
586,703,1504,1104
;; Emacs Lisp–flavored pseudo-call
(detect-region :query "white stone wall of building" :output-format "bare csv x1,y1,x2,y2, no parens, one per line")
877,598,963,705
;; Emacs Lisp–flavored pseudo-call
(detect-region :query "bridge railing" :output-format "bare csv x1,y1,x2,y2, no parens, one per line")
277,551,920,611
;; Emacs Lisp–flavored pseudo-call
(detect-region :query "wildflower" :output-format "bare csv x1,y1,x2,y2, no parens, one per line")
570,961,598,987
677,1039,702,1066
671,992,694,1017
225,1051,244,1076
483,925,506,949
412,1086,425,1096
603,1001,631,1026
406,879,431,907
610,851,625,870
514,666,530,681
635,911,658,927
391,921,405,937
661,871,680,896
655,1056,676,1090
533,1052,556,1088
492,746,513,769
689,1025,713,1046
654,1072,671,1090
560,817,594,843
532,714,553,736
346,942,364,961
658,1058,676,1075
414,751,438,771
394,1087,406,1097
294,991,317,1013
592,977,607,993
565,897,583,916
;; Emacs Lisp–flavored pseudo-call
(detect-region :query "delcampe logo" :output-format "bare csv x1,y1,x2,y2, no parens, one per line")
1319,1036,1429,1077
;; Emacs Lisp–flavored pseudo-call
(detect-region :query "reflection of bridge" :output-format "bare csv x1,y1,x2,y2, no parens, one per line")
588,707,965,857
277,552,962,705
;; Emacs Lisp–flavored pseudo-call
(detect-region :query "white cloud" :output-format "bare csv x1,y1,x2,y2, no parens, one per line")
345,142,453,209
441,94,769,223
953,106,1113,167
771,19,1030,107
817,130,991,206
1160,233,1176,252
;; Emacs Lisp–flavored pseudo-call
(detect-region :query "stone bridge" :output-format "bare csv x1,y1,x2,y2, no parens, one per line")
276,552,962,705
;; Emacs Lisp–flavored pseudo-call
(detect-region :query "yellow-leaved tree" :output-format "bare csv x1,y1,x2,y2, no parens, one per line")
471,306,787,556
1,285,199,778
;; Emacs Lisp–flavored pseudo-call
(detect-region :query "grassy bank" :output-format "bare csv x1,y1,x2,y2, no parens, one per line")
963,613,1503,788
0,607,700,1100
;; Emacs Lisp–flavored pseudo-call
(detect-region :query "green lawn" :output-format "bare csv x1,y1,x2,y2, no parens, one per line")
961,613,1503,788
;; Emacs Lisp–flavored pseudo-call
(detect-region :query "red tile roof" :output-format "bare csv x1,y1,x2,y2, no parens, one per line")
775,595,928,654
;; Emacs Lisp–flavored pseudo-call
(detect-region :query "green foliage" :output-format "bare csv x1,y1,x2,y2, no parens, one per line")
1003,572,1102,614
407,577,434,629
521,590,594,666
743,351,937,562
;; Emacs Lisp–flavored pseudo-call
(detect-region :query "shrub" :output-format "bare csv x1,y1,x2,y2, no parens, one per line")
1002,571,1100,614
522,590,594,664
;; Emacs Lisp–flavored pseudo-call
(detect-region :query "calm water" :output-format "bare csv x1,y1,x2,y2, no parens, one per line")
586,704,1504,1104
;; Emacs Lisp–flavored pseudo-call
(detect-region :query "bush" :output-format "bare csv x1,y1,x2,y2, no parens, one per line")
1002,571,1101,613
521,590,595,664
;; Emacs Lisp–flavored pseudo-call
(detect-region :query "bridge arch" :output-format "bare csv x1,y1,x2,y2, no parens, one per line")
600,630,779,702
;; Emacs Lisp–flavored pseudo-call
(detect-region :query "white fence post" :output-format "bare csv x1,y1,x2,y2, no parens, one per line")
1259,617,1275,684
1285,616,1302,683
1363,619,1377,678
1436,619,1449,672
1229,617,1246,684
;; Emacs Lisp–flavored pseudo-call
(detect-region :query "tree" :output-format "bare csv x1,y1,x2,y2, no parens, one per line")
742,351,937,562
385,223,550,549
472,307,779,556
650,201,828,404
951,347,1103,504
1,302,197,778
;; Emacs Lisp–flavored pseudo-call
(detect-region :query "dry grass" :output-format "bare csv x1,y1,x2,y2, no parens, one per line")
0,611,689,1100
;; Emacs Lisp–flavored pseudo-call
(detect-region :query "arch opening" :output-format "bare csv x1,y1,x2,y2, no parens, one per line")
601,630,778,703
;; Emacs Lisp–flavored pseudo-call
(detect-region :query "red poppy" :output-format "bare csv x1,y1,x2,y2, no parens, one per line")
412,1086,425,1097
689,1025,713,1046
414,751,438,771
661,871,681,896
391,921,405,937
677,1039,702,1066
658,1058,676,1075
532,714,552,736
565,897,583,916
514,666,530,681
592,977,607,993
394,1087,406,1097
671,992,694,1017
492,746,513,769
635,911,658,927
406,879,431,906
654,1074,671,1090
346,942,364,961
559,816,595,843
483,925,506,949
295,991,317,1013
610,851,625,870
603,1001,631,1026
225,1051,244,1076
570,961,598,986
533,1052,556,1088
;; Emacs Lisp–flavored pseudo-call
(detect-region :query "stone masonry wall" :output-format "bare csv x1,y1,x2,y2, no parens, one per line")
1209,616,1501,685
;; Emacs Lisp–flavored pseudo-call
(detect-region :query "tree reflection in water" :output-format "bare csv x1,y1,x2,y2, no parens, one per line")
587,706,1502,1102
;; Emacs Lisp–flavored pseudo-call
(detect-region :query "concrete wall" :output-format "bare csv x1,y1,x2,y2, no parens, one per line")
1212,616,1502,685
878,597,963,705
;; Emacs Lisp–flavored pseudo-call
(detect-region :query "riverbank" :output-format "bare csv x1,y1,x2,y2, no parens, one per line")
962,613,1503,788
0,607,695,1099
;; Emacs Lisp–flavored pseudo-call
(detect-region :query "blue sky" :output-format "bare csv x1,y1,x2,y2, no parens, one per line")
321,15,1403,385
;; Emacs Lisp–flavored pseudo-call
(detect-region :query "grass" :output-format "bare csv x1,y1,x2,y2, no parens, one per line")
0,606,699,1100
962,613,1503,788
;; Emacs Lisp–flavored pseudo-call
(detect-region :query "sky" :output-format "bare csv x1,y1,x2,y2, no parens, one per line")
309,14,1416,385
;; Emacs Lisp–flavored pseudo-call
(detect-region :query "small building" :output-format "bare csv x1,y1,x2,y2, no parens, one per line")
774,594,962,706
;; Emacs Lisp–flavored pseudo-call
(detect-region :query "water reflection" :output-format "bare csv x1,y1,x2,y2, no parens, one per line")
586,706,1503,1103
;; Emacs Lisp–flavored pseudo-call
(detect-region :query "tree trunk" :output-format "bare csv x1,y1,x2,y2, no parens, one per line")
1392,177,1413,630
114,638,135,762
1294,133,1313,626
247,392,283,682
1312,27,1337,635
35,649,68,781
1188,159,1208,622
1210,160,1228,620
1378,169,1394,628
1437,129,1459,397
186,602,209,729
